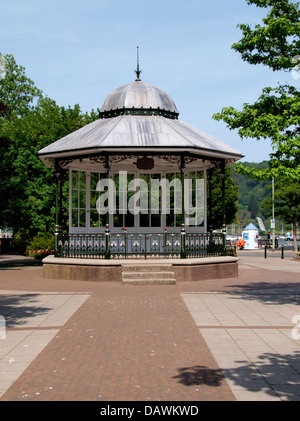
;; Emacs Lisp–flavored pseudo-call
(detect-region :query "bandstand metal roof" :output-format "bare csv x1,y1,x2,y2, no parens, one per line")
38,78,243,168
100,80,178,115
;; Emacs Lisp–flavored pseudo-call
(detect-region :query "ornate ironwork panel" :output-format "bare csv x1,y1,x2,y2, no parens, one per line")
56,232,225,259
185,233,225,257
57,234,106,258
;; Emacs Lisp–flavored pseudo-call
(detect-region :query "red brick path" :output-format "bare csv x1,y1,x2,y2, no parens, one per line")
0,254,296,401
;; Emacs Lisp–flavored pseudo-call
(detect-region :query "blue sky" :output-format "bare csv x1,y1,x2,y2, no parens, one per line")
1,0,297,162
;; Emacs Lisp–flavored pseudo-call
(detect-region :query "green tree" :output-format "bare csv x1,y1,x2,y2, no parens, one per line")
0,53,42,245
0,53,42,119
248,194,260,219
1,97,98,240
232,0,300,71
207,166,239,229
213,0,300,181
0,54,98,249
232,161,271,222
215,85,300,180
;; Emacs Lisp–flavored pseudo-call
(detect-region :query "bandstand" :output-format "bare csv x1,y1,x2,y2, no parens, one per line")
38,64,242,283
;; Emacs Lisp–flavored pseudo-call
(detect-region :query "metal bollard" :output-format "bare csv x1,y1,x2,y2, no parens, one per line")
264,245,267,259
281,245,284,259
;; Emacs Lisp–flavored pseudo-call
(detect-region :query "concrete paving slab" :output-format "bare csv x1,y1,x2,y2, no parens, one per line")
182,287,300,401
0,291,89,398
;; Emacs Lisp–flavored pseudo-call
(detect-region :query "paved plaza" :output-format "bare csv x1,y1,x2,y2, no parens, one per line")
0,250,299,401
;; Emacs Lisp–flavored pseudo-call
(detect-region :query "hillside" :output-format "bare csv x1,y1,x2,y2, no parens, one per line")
230,161,273,233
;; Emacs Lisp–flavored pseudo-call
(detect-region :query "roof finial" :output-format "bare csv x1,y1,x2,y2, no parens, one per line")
135,46,142,81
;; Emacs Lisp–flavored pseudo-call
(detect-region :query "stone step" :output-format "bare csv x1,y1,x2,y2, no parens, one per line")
121,264,173,272
122,278,176,285
121,263,176,285
122,271,175,280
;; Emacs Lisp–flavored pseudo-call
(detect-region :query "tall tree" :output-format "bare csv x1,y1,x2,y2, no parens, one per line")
0,53,42,118
215,85,300,180
213,0,300,181
207,166,239,229
0,54,98,247
232,0,300,71
0,53,42,238
0,96,98,238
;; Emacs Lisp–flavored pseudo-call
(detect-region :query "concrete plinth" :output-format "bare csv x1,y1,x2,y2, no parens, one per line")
42,255,238,283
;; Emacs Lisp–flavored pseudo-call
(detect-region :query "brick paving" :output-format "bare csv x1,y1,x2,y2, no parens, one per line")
0,250,299,401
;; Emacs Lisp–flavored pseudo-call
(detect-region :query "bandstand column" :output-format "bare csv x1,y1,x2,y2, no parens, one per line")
180,154,186,259
104,154,111,228
55,171,59,229
221,159,226,232
221,159,227,254
54,160,63,229
180,154,186,227
54,159,64,257
208,168,213,232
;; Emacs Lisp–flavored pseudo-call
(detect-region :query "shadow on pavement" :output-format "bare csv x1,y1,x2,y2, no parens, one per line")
223,282,300,306
0,294,52,327
174,351,300,400
0,254,43,270
173,365,224,387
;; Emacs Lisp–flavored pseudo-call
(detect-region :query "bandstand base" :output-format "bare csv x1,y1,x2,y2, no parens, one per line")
42,255,238,284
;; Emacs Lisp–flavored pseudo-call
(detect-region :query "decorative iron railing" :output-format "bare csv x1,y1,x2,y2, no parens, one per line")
55,227,225,259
